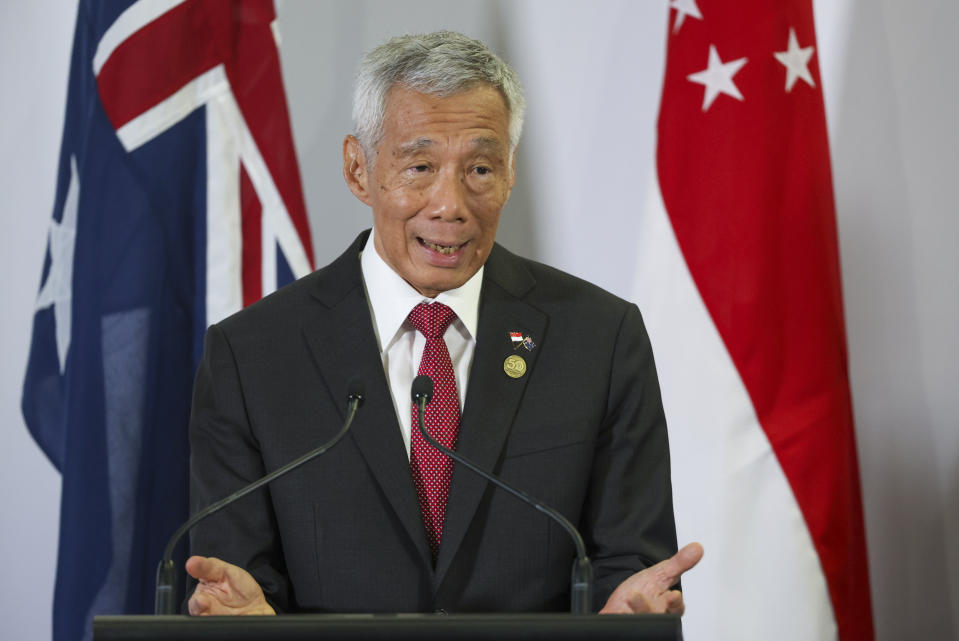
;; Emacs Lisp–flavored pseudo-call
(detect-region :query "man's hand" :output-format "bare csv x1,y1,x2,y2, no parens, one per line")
600,542,704,615
185,556,276,616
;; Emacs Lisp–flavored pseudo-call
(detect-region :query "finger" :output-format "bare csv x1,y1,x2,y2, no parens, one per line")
664,589,685,615
188,591,211,616
185,556,227,583
599,594,644,615
625,590,653,614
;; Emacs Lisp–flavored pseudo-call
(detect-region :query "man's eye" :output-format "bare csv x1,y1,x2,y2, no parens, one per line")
473,166,492,176
412,165,430,173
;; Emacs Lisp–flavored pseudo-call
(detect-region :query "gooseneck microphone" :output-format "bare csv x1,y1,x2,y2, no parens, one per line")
411,375,593,615
154,379,366,615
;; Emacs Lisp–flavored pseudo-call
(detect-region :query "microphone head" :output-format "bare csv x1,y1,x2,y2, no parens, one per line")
347,377,365,407
411,375,434,405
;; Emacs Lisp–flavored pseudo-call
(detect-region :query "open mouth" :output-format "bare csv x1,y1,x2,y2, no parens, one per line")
419,237,465,255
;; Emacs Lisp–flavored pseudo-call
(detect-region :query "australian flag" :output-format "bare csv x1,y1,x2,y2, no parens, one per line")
21,2,314,639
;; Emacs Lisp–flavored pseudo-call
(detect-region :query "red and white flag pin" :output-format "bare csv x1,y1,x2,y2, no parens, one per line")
507,331,535,352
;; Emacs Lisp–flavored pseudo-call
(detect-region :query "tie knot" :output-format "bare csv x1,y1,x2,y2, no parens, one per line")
408,302,457,340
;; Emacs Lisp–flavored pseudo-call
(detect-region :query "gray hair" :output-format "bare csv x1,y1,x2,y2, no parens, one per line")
352,31,525,161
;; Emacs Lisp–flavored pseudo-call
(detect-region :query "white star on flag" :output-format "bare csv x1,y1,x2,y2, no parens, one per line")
669,0,702,33
687,45,748,111
36,155,79,374
773,28,816,92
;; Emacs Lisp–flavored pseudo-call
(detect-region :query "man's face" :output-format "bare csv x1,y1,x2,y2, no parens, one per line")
344,85,516,297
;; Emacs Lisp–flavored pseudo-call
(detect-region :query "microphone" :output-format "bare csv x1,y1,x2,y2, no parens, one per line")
411,375,593,615
154,379,366,615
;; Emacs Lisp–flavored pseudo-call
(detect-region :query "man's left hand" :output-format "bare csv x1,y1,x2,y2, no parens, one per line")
600,542,704,615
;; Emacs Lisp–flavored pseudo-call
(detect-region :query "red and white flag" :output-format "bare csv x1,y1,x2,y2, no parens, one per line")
634,1,873,638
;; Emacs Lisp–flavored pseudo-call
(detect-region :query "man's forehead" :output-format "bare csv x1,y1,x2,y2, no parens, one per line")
377,85,511,148
396,135,507,155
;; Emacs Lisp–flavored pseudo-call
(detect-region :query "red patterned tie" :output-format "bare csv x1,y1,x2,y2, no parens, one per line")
408,302,460,561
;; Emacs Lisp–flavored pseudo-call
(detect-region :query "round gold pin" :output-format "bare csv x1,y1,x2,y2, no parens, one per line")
503,354,527,379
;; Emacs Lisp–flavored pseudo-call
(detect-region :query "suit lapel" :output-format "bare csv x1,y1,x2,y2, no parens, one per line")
434,245,548,586
302,232,432,569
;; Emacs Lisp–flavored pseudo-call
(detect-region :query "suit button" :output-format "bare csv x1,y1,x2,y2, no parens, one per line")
433,609,448,615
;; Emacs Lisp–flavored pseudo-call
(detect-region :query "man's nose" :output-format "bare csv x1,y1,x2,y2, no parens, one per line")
426,169,466,220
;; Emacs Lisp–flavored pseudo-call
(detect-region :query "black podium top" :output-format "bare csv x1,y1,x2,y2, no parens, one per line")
94,613,682,641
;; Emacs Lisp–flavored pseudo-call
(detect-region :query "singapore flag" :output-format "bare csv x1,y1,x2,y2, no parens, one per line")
635,1,874,639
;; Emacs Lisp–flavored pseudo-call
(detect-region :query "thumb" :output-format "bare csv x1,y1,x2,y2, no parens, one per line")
185,556,227,583
658,542,705,587
674,542,704,573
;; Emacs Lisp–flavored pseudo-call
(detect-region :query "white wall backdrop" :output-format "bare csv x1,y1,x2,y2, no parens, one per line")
0,2,77,641
1,1,955,639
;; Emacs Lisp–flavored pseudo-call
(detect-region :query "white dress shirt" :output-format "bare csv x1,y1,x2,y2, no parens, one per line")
360,230,483,457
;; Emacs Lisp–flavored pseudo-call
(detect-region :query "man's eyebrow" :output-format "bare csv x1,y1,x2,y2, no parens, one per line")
397,138,435,156
470,136,507,154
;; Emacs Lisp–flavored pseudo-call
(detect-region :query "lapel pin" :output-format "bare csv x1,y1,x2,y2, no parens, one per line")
507,331,536,352
504,354,527,379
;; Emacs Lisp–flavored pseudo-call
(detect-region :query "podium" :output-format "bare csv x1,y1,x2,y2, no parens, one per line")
94,613,682,640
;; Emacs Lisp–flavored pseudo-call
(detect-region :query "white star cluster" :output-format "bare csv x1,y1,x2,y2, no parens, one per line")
682,26,818,110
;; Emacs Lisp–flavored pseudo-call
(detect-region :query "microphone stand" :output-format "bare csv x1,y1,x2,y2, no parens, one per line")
412,376,593,615
154,385,364,615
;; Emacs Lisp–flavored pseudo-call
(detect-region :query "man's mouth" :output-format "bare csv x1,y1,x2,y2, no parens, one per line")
419,238,465,255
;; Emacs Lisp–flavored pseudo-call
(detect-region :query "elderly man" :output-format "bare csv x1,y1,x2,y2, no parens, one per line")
186,31,702,616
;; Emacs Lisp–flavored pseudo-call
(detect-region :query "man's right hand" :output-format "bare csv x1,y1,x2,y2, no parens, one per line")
185,556,276,616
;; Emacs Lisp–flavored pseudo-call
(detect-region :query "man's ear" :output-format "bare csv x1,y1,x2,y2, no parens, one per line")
343,135,373,206
508,147,518,190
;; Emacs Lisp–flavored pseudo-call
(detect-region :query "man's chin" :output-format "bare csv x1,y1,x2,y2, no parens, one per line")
408,267,473,298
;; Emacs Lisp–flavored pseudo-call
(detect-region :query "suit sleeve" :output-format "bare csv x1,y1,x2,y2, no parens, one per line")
188,323,292,611
581,302,679,609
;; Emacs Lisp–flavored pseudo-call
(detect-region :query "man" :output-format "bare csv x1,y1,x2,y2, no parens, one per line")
186,31,702,616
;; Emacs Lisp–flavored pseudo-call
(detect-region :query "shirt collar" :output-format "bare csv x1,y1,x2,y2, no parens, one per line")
360,228,483,351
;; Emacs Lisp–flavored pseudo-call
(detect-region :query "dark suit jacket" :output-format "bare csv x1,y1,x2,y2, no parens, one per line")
189,230,677,613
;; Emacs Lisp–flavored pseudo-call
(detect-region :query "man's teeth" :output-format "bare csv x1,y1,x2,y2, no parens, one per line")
425,240,459,255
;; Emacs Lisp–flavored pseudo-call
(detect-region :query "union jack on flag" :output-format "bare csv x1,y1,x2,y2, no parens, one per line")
21,2,313,640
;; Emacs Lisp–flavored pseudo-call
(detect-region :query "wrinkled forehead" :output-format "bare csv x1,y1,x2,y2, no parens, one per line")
382,81,511,123
378,85,511,152
395,135,508,157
